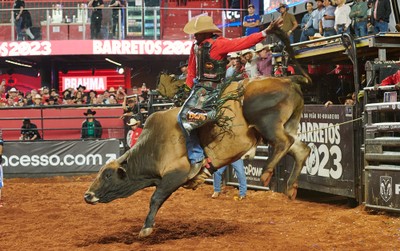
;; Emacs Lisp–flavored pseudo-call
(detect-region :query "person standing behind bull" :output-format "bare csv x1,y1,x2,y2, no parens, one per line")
81,109,102,139
212,159,247,201
277,3,298,44
88,0,104,39
370,0,391,34
243,3,261,36
177,15,283,188
334,0,351,35
13,0,35,41
320,0,336,37
126,118,143,148
349,0,368,37
255,43,273,76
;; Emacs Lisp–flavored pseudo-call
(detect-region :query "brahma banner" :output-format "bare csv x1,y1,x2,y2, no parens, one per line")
0,40,192,57
62,76,107,91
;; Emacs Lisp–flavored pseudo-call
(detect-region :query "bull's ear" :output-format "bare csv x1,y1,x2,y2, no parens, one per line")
117,167,127,179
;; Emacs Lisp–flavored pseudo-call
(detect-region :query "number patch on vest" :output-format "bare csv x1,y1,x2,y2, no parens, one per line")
187,108,208,122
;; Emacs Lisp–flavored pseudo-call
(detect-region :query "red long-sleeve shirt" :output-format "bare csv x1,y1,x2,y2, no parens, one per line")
380,70,400,86
186,32,266,88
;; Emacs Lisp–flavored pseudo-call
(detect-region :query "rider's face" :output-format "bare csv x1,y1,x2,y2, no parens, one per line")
194,32,212,44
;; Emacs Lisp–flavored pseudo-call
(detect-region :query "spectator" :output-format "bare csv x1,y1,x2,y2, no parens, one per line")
350,0,368,37
8,88,19,104
377,70,400,87
370,0,391,34
243,3,261,36
20,118,41,141
300,1,318,42
77,84,86,93
255,43,273,76
126,118,143,148
13,0,35,41
334,0,351,35
109,0,126,39
86,90,97,104
46,96,57,106
211,159,247,201
177,60,188,80
116,86,126,104
32,94,42,106
226,52,241,79
367,0,374,34
88,0,104,39
0,129,3,207
276,3,298,44
321,0,336,37
81,109,102,139
242,48,260,78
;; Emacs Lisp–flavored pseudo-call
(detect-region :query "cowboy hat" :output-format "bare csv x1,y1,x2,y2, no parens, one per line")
177,60,188,69
228,52,240,58
83,109,96,116
241,49,254,56
34,94,42,99
183,15,221,35
9,87,17,92
109,87,116,93
276,3,289,11
255,43,271,52
127,118,140,126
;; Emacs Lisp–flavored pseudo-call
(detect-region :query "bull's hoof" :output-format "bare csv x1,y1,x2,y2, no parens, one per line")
139,227,153,238
286,184,298,200
260,171,273,187
183,168,211,190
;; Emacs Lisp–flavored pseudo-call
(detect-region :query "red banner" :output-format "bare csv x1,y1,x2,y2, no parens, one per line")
0,40,192,57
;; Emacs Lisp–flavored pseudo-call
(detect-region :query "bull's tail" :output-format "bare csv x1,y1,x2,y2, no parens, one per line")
272,28,312,84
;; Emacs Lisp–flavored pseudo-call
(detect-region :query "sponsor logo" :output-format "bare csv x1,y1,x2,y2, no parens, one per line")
187,108,207,122
62,76,107,91
380,176,392,202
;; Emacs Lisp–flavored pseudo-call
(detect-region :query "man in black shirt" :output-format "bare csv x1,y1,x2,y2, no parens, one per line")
109,0,125,39
88,0,104,39
19,118,41,141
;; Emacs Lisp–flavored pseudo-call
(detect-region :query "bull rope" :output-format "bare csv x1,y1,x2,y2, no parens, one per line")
298,116,363,136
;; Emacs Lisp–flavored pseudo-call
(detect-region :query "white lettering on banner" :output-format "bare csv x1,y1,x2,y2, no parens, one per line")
93,40,192,55
300,120,343,180
396,184,400,195
2,153,117,167
63,76,106,91
0,41,52,56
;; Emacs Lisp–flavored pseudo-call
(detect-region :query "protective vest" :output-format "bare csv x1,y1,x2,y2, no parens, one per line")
195,37,227,83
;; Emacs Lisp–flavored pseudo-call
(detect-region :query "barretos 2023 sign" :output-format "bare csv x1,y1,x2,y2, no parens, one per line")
0,40,193,57
298,105,355,188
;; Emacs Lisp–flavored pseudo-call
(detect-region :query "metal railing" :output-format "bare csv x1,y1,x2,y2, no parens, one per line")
0,6,245,41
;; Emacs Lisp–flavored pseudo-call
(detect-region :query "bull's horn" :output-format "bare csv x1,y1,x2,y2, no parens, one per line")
117,150,131,164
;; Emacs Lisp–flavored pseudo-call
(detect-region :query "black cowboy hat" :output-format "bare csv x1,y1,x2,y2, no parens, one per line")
276,3,289,11
23,118,31,124
177,60,188,69
77,84,86,90
83,109,96,116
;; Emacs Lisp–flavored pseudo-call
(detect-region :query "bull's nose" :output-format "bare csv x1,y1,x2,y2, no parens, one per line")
84,193,94,203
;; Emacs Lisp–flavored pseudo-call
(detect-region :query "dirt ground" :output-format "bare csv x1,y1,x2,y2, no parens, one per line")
1,175,400,251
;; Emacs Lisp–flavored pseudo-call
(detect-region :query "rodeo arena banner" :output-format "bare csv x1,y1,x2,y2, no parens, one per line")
298,105,355,197
218,105,356,195
2,139,120,176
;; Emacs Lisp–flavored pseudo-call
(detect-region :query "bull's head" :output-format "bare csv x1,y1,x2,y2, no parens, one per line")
84,159,129,204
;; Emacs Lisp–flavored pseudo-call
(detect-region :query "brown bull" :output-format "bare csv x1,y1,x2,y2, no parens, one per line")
84,76,311,238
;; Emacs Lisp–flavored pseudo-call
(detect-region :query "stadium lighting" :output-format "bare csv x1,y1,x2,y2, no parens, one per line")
105,58,122,66
5,59,32,68
117,67,124,74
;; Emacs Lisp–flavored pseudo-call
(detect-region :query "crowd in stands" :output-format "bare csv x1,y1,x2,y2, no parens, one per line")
0,79,151,108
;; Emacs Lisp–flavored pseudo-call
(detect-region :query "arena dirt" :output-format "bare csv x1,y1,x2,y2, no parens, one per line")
0,175,400,250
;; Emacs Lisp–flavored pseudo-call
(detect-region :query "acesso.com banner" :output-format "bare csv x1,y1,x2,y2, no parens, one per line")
2,139,120,176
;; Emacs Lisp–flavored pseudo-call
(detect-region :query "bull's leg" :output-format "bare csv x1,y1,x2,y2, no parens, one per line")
286,140,311,199
259,126,294,187
139,170,188,238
